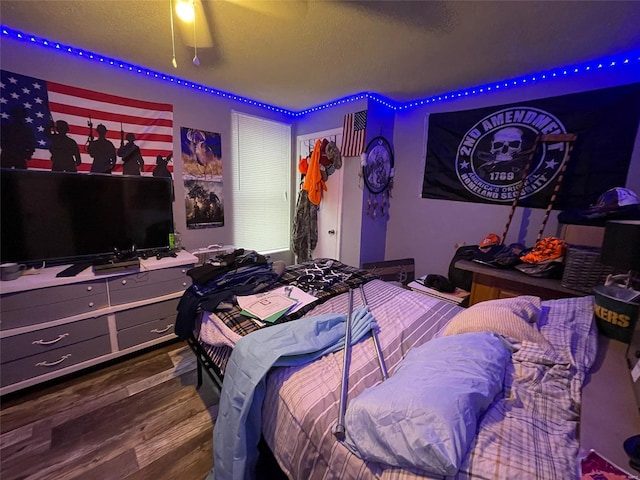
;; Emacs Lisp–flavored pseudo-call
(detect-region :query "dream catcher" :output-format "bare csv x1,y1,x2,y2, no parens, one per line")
361,136,394,219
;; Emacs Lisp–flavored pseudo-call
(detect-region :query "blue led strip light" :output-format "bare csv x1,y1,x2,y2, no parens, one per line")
1,25,296,116
2,25,639,116
397,52,640,111
293,92,398,117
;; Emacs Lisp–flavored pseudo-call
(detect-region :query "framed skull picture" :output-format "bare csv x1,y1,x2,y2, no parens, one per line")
363,136,394,194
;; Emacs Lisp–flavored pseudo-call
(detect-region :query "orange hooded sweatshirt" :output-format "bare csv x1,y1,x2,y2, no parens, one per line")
302,139,326,205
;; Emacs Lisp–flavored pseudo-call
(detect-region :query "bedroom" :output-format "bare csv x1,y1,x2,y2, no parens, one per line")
1,1,640,479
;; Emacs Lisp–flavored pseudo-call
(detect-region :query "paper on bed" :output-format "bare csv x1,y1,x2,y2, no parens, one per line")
237,292,297,321
199,286,321,348
237,285,317,319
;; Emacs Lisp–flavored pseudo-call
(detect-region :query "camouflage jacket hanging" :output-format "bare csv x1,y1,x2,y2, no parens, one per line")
291,188,318,263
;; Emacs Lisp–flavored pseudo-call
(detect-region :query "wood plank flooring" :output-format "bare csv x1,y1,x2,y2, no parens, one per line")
0,340,219,480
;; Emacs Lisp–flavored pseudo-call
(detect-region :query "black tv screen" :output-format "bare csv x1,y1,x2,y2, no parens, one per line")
1,169,174,266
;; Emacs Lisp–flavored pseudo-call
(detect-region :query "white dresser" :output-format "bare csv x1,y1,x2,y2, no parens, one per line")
0,250,197,395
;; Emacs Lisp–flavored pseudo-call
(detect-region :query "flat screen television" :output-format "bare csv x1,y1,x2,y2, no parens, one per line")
1,169,174,267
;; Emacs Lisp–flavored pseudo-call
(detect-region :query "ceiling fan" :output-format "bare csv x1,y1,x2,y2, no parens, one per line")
169,0,309,69
170,0,212,67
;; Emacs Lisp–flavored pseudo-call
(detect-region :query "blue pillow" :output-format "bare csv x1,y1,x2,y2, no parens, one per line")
343,332,510,476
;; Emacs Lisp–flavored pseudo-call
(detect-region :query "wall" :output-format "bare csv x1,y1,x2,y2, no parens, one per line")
387,68,640,279
358,101,395,266
0,37,292,259
3,37,640,274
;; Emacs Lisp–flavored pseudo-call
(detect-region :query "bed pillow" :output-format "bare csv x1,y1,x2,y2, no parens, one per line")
441,295,550,346
343,332,510,476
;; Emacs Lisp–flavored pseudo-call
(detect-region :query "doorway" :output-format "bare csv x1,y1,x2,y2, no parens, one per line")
296,128,343,261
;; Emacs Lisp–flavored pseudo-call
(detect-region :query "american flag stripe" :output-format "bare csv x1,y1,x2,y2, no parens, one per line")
48,81,173,111
47,100,173,130
340,110,367,157
1,70,173,174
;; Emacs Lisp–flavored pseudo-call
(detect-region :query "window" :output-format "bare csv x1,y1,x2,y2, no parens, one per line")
230,112,291,254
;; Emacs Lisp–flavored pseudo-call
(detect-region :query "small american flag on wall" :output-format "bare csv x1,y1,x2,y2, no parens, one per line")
0,69,173,174
340,110,367,157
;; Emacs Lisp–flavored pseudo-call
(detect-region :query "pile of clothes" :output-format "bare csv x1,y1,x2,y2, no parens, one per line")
174,249,285,339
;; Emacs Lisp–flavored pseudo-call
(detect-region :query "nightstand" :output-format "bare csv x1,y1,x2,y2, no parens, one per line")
455,260,583,306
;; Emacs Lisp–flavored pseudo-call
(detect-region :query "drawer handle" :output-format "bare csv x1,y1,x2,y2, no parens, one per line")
151,324,173,334
32,333,69,345
36,354,71,367
87,286,93,291
121,279,127,285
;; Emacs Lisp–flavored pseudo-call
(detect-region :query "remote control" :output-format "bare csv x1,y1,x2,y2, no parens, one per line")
56,262,93,277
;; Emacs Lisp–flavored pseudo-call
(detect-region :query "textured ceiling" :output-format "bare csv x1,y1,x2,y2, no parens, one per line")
2,0,640,111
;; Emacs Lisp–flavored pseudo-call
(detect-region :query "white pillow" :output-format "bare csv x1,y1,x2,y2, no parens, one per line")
442,295,551,346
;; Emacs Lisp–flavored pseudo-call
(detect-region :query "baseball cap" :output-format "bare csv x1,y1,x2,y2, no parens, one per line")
479,233,500,248
558,187,640,226
582,187,640,217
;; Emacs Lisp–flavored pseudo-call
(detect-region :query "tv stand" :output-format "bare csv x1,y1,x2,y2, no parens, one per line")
0,250,197,395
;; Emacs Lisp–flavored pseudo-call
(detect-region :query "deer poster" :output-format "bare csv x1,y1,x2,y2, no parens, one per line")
180,126,224,229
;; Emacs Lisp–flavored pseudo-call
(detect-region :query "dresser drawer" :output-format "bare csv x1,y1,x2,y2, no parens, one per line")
0,335,111,387
117,317,176,350
1,316,110,364
0,280,108,330
108,266,192,305
115,298,179,330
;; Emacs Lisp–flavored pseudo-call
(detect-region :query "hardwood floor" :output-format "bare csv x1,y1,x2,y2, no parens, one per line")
0,340,219,480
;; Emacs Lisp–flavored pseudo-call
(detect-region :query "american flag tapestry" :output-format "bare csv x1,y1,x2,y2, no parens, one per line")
0,69,173,175
421,83,640,209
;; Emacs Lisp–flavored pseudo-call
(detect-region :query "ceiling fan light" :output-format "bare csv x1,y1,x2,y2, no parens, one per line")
176,0,195,23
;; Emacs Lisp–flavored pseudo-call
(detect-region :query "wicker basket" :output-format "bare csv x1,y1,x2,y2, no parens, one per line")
561,246,616,293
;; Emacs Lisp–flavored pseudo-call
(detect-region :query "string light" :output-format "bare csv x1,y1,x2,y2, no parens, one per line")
2,25,638,117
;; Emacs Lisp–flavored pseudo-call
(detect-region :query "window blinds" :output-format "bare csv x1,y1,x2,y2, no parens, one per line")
230,112,291,253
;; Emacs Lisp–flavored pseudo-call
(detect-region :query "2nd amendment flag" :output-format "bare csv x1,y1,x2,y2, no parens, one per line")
421,83,640,210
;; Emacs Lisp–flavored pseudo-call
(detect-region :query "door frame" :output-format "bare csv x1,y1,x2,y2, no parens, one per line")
296,127,344,260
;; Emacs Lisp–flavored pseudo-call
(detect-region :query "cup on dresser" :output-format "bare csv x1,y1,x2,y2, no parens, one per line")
0,263,27,281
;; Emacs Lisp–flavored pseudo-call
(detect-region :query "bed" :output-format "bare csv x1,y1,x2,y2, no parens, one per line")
260,282,597,479
184,257,379,388
181,257,598,480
